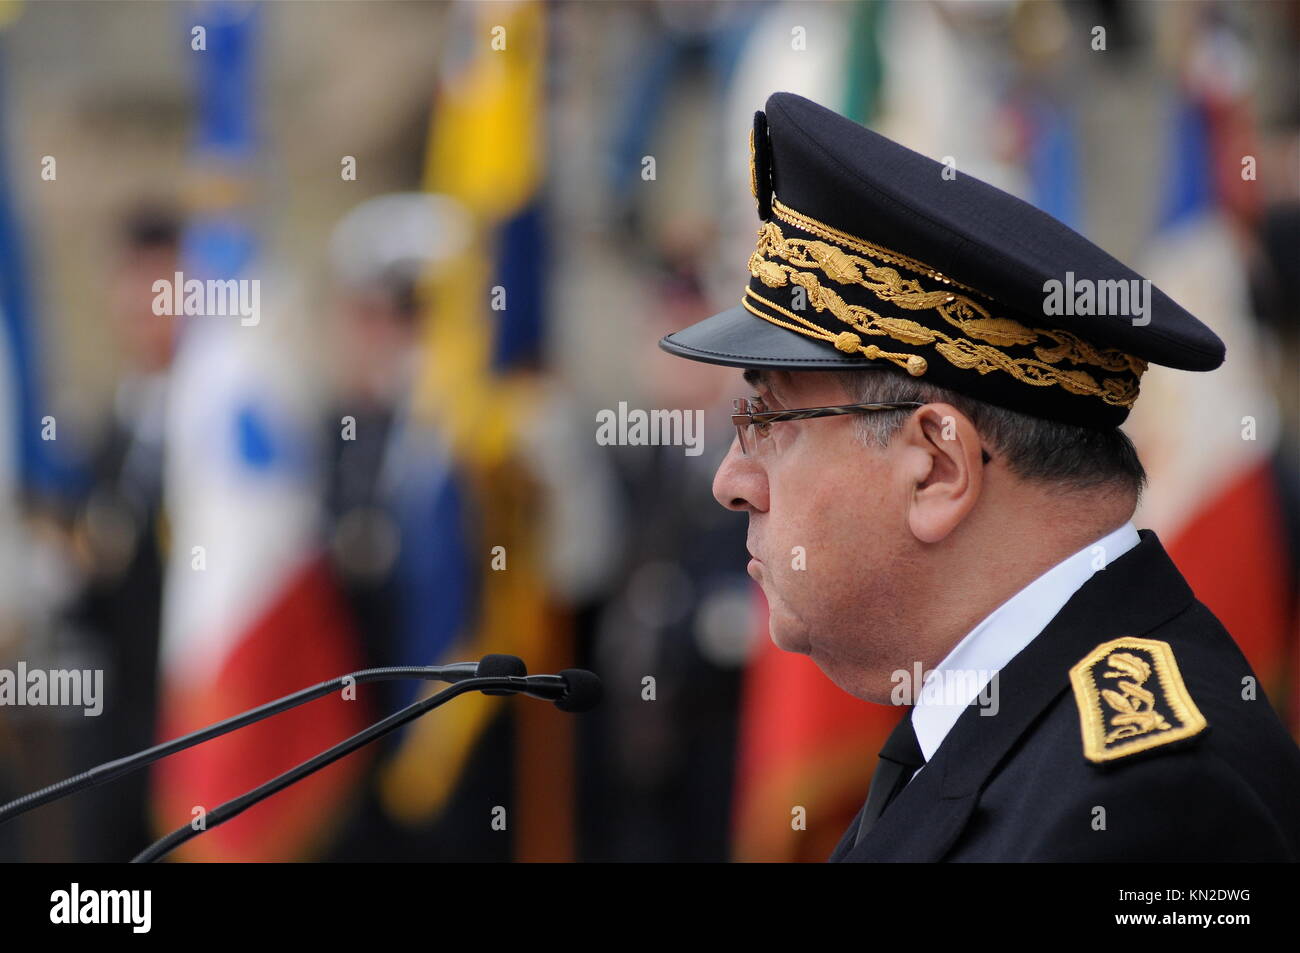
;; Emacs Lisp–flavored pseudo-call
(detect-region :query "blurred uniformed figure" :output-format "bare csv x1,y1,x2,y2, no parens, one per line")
62,204,180,861
315,193,517,861
658,93,1300,861
579,249,754,861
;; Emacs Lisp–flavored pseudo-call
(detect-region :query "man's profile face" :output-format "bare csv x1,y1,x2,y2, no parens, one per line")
712,369,915,698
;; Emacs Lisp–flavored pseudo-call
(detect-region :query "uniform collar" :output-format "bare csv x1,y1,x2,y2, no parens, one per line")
848,529,1197,860
911,521,1141,762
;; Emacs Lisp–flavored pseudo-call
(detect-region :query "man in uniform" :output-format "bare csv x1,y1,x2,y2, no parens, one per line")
658,92,1300,861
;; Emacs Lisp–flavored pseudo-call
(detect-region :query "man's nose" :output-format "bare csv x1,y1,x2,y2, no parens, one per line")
712,436,769,513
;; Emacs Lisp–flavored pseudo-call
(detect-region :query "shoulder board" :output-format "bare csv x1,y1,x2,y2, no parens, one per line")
1069,637,1208,764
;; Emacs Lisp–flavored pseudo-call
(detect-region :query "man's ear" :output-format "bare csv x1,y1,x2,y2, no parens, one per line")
896,404,984,544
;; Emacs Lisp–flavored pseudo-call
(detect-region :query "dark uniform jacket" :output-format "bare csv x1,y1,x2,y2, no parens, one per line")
829,530,1300,862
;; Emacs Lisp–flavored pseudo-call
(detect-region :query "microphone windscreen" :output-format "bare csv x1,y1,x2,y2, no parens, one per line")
554,669,602,712
478,654,527,679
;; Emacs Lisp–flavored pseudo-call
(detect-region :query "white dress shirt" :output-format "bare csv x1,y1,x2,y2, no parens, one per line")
905,521,1141,782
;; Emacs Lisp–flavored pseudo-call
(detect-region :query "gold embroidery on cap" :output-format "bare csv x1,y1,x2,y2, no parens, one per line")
771,197,988,298
756,220,1146,375
746,218,1145,408
1069,637,1207,764
741,289,926,376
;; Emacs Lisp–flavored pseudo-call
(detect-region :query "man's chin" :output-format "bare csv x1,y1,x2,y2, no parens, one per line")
765,606,812,656
804,651,881,702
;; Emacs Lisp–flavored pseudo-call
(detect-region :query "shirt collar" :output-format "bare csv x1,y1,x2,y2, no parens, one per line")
910,521,1141,762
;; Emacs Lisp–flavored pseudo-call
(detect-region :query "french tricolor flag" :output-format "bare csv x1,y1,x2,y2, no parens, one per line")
149,4,369,861
151,268,370,861
1127,40,1296,738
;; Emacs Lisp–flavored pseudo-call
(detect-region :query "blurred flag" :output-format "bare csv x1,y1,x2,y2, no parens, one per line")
0,40,39,626
152,2,370,861
0,19,87,699
376,0,572,860
0,26,81,504
1127,21,1296,738
1022,97,1081,231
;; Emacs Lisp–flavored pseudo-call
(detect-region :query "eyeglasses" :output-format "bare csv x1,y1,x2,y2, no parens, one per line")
730,396,925,456
731,397,995,462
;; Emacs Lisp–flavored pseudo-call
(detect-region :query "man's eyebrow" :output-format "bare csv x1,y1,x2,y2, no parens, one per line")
743,368,787,407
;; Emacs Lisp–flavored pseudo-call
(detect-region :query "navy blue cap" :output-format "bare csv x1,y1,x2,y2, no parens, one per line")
659,92,1225,429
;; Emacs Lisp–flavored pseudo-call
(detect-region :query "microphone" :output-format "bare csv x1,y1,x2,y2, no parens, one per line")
132,667,603,862
439,657,600,709
553,669,603,712
476,654,528,693
440,654,528,683
512,670,603,712
0,656,526,826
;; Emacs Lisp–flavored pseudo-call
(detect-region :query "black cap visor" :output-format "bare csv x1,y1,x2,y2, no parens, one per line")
658,302,878,371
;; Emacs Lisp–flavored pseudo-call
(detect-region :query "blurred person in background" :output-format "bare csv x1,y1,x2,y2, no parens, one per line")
319,231,423,709
569,1,762,860
59,202,181,861
316,193,517,861
579,236,755,861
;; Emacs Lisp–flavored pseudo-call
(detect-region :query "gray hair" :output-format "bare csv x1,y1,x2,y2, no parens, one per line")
833,368,1147,497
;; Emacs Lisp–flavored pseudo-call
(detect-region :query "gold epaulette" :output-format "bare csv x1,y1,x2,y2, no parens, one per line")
1069,637,1207,764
